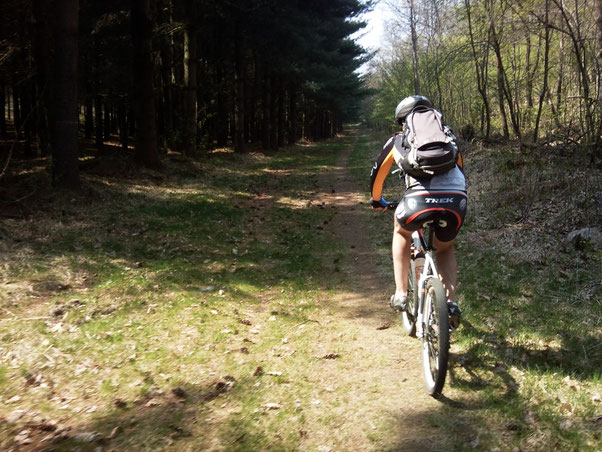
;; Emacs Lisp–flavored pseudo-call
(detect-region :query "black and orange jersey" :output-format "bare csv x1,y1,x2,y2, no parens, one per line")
370,131,465,200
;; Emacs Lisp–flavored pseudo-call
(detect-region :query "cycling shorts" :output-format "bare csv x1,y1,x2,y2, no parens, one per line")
395,190,467,242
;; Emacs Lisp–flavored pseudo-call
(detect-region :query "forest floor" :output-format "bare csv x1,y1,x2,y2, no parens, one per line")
0,128,600,451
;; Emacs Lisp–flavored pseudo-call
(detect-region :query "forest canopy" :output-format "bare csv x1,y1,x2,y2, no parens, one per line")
364,0,602,158
0,0,372,187
2,0,601,190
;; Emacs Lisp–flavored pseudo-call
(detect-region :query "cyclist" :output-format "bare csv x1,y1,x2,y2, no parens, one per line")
369,95,467,329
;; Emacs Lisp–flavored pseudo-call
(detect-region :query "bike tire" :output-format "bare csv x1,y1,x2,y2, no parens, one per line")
401,259,418,337
421,277,449,397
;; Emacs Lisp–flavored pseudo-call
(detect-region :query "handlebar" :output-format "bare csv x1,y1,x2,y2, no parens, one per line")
370,198,399,210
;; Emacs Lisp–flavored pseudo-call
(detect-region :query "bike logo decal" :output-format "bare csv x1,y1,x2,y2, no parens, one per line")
459,198,467,210
425,197,454,204
407,198,417,209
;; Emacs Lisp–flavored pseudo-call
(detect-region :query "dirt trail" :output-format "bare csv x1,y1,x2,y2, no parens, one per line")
312,129,450,451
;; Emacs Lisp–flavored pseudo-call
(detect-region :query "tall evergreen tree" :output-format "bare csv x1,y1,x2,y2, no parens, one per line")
131,0,161,168
51,0,81,189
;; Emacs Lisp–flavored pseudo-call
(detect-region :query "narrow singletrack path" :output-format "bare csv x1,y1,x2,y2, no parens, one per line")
305,128,452,451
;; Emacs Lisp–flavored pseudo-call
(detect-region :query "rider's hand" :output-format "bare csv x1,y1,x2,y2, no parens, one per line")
370,197,389,210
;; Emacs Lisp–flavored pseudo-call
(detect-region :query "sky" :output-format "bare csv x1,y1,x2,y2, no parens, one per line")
352,1,388,73
355,1,387,52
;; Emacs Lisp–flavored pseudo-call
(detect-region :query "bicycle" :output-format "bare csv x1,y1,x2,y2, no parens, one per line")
386,201,450,397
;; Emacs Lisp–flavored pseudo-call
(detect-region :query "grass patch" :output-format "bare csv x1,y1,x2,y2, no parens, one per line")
0,136,351,450
1,129,600,450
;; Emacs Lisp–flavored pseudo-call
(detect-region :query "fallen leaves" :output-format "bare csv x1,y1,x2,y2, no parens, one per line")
319,353,340,360
72,431,102,443
171,387,187,398
563,375,580,391
14,429,33,445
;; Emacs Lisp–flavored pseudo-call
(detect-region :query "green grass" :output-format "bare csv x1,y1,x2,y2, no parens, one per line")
0,135,356,450
1,129,600,450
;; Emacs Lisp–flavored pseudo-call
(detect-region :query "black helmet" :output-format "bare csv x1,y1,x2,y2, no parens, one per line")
395,95,432,124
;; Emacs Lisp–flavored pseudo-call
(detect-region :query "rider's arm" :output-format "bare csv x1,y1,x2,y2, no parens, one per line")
457,150,464,172
370,136,397,204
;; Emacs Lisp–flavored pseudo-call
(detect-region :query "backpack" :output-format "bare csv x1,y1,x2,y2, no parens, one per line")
395,106,458,179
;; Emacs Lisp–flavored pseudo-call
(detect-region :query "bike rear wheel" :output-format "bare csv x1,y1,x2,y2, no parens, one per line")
421,277,449,396
401,259,419,336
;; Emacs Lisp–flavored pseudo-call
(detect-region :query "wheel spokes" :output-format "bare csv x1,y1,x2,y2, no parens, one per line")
425,293,441,375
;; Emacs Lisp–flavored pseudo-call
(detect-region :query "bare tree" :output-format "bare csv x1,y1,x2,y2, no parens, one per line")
533,0,551,143
487,0,522,141
465,0,492,138
386,0,421,94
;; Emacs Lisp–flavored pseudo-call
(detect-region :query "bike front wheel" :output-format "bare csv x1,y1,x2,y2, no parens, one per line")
421,277,449,397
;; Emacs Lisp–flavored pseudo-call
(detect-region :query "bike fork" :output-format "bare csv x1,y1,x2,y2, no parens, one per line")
416,315,424,339
415,276,427,339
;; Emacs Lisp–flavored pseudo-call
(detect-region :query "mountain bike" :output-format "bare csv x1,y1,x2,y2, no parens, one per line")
386,201,450,397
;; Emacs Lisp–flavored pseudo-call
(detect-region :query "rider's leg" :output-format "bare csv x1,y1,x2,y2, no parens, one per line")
433,236,457,300
393,216,413,293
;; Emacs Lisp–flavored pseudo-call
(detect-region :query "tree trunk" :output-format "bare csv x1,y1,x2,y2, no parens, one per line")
131,0,161,168
489,13,521,141
31,0,52,155
598,0,602,57
262,67,271,149
182,4,198,155
525,32,534,108
277,77,285,148
269,75,277,150
118,97,129,152
94,95,103,149
234,28,245,153
0,81,6,137
51,0,80,189
215,56,228,147
21,86,34,158
84,98,93,139
597,0,602,152
556,31,564,114
12,84,21,138
409,0,420,94
465,0,491,138
158,1,174,147
552,0,596,144
103,97,111,141
533,0,551,143
288,80,297,145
